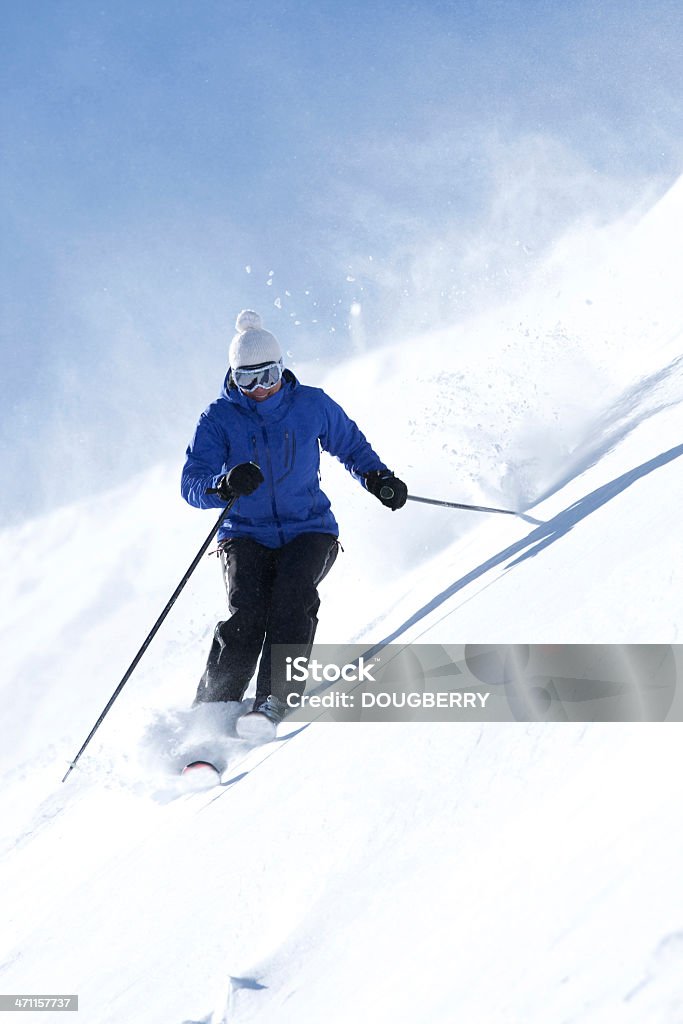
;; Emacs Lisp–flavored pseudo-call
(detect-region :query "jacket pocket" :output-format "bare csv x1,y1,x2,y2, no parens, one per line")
275,429,296,483
250,434,261,467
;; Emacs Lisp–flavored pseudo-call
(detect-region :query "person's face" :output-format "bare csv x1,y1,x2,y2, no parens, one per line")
242,379,283,402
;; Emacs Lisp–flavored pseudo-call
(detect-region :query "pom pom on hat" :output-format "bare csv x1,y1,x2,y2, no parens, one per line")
234,309,263,333
229,310,282,370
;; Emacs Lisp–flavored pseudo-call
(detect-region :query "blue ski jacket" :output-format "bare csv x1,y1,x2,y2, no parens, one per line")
181,370,388,547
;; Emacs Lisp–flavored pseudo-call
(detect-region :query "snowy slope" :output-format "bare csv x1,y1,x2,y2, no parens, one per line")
0,179,682,1023
3,724,683,1024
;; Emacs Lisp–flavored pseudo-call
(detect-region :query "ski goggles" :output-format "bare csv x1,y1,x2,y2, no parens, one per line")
233,359,284,392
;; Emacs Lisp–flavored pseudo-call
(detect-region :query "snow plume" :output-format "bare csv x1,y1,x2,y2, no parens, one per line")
329,127,668,343
137,700,252,782
321,172,683,560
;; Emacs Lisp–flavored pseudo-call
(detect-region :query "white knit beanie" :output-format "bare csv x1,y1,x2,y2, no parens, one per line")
229,310,282,369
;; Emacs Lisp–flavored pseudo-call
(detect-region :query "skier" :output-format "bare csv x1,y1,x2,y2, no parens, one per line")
181,310,407,738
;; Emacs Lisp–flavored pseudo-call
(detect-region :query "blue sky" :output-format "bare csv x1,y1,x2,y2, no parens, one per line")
2,0,683,520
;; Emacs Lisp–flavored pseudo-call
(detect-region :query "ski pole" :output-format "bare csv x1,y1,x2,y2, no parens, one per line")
407,493,518,516
62,495,237,783
379,485,518,516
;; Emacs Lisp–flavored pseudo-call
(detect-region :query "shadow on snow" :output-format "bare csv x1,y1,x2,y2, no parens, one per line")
372,442,683,649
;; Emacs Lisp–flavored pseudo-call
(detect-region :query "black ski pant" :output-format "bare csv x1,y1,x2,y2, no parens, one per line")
194,532,338,707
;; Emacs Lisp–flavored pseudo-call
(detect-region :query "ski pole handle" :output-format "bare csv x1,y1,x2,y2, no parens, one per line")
379,485,395,500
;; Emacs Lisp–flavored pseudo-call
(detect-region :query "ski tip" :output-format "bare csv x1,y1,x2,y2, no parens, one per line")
180,761,221,789
182,759,220,773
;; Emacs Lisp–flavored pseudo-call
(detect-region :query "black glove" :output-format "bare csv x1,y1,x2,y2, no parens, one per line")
208,462,264,500
364,469,408,511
